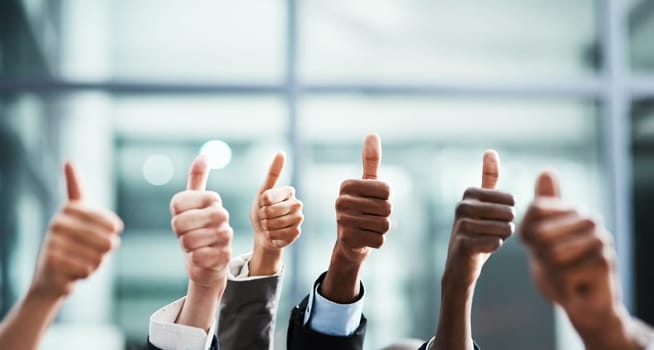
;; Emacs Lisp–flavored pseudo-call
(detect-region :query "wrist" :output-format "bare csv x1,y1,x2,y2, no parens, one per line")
176,281,224,331
434,277,475,350
250,244,283,276
25,284,66,309
321,243,364,303
27,282,68,303
578,306,643,350
441,260,479,295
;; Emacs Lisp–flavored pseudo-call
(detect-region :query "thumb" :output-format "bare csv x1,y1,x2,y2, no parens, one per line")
362,133,381,180
481,149,500,190
259,151,286,194
535,170,560,198
64,161,83,202
187,155,210,191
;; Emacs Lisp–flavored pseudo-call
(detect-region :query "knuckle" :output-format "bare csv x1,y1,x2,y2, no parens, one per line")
373,235,385,248
335,196,350,212
222,226,234,243
261,191,274,204
207,191,222,204
170,193,183,214
378,181,391,198
93,255,103,269
582,217,597,231
380,218,391,232
463,187,477,199
210,206,228,223
170,217,182,233
98,237,113,253
455,201,470,218
79,268,91,279
50,218,67,233
336,213,350,226
258,206,271,218
458,217,474,232
383,200,393,216
339,179,356,194
218,247,232,265
191,251,204,266
180,234,194,250
489,238,503,252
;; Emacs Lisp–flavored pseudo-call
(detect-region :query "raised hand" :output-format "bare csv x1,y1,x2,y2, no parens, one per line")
321,133,392,303
171,155,233,290
519,172,653,350
443,150,516,288
432,150,515,350
32,162,123,298
170,155,233,329
249,152,303,276
0,162,123,350
334,133,392,264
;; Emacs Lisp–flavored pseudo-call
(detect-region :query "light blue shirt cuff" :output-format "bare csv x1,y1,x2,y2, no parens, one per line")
303,281,365,336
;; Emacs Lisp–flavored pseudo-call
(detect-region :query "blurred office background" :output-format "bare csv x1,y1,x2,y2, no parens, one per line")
1,0,653,349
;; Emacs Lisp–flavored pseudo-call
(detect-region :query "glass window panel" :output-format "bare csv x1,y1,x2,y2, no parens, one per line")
56,0,286,82
631,99,654,326
630,0,654,73
300,0,598,83
299,96,605,350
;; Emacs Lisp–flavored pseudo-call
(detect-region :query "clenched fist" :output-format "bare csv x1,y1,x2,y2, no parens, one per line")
170,155,233,291
250,151,303,251
32,162,123,298
443,150,515,288
519,172,654,349
334,134,392,264
321,134,392,303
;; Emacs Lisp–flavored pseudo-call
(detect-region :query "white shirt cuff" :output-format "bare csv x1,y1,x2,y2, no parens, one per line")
149,252,282,350
228,252,282,281
148,297,216,350
426,337,435,350
303,281,365,336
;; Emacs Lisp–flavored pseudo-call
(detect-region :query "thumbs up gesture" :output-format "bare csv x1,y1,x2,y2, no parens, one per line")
518,172,645,348
249,152,303,275
334,134,392,264
31,162,124,298
170,156,233,290
443,150,515,288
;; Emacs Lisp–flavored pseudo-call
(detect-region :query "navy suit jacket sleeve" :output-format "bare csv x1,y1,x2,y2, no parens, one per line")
287,273,367,350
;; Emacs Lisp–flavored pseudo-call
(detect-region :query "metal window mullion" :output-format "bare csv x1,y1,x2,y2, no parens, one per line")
599,0,634,312
286,0,303,304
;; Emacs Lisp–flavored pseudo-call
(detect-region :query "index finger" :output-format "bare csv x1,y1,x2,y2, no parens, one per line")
259,152,286,194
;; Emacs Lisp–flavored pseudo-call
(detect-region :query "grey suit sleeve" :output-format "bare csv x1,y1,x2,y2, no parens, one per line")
217,273,283,350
